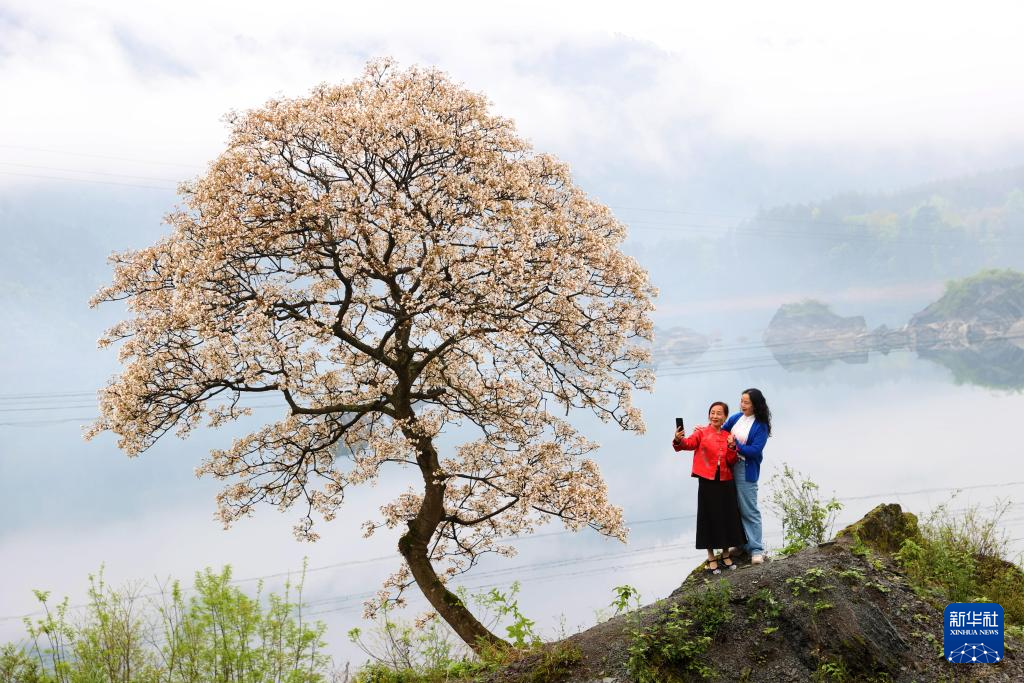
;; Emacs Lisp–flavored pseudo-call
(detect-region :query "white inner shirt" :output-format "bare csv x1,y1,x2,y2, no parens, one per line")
733,414,756,445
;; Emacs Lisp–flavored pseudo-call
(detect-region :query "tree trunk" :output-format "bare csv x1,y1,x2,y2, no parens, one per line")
399,433,507,653
399,529,506,653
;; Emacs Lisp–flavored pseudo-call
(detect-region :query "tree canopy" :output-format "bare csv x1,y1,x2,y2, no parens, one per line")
88,60,656,648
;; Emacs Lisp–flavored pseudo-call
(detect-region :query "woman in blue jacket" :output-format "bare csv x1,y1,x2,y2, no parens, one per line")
723,388,772,564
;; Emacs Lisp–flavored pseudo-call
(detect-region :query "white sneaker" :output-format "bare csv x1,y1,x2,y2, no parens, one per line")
751,554,764,564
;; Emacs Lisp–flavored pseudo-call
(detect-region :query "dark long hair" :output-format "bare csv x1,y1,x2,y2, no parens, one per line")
708,401,729,417
743,388,772,436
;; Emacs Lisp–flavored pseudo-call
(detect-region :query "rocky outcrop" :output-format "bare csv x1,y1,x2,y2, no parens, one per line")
907,270,1024,388
480,504,1024,682
763,270,1024,386
834,503,921,555
762,300,870,370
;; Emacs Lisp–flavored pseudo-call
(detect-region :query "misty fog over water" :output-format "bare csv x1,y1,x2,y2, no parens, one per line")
3,166,1023,665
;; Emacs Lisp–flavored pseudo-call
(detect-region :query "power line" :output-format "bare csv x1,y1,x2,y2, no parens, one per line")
14,518,1024,656
653,352,896,378
0,349,870,421
0,343,1005,424
5,325,1024,410
0,391,98,400
299,541,692,612
0,339,1002,415
5,477,1024,622
304,553,704,618
0,415,97,426
0,162,181,184
0,538,692,623
0,404,289,425
10,521,1024,650
0,335,1007,425
0,145,200,169
0,171,175,191
838,480,1024,502
0,402,288,414
5,545,763,654
0,403,106,413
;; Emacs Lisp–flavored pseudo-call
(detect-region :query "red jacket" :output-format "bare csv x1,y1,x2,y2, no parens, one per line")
673,425,738,480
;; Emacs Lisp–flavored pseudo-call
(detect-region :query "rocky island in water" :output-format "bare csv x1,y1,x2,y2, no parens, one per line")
763,269,1024,388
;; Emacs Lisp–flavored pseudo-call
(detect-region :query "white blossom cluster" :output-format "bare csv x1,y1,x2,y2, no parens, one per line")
88,60,656,616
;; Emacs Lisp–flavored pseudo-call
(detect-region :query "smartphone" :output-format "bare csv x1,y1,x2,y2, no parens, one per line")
675,417,684,431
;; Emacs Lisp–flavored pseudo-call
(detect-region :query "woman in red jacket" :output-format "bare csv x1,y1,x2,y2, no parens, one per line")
673,401,747,574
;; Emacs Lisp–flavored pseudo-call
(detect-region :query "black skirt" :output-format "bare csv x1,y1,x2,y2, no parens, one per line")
695,473,747,550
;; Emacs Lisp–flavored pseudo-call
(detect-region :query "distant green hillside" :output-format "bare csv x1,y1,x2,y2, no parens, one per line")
745,166,1024,288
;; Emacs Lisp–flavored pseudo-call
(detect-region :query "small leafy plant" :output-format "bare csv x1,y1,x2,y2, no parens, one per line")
474,582,539,648
626,580,732,682
747,587,781,622
610,584,642,616
767,464,843,555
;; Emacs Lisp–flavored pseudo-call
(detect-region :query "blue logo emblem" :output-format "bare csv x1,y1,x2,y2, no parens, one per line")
944,602,1003,663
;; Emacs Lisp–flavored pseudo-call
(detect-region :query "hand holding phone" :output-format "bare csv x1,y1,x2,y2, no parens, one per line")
674,417,684,433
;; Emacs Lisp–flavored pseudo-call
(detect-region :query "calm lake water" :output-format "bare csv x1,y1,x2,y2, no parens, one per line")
5,303,1023,666
2,222,1022,668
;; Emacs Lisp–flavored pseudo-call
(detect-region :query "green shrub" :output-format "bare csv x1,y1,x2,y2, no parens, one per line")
351,662,473,683
626,580,732,681
813,659,849,682
12,564,330,683
627,604,713,682
348,609,465,675
980,564,1024,624
767,464,843,556
0,643,46,683
686,580,733,636
786,568,831,598
524,644,582,683
895,499,1024,625
349,581,554,682
747,588,781,622
473,582,539,648
609,584,641,616
895,537,976,603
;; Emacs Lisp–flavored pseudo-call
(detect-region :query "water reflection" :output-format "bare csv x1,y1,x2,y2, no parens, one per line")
912,328,1024,390
649,326,713,370
761,298,1024,390
763,301,872,371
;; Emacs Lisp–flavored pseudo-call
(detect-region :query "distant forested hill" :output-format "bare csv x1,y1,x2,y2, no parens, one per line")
742,165,1024,289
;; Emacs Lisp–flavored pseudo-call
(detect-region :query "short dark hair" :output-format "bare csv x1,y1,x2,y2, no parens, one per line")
708,401,729,417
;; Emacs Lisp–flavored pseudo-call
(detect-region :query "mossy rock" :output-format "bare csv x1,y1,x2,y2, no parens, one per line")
836,503,921,555
914,268,1024,324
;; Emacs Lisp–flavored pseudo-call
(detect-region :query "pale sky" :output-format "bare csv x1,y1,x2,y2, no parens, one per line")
2,0,1024,194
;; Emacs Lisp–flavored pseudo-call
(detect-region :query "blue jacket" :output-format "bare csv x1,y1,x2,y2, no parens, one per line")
722,413,769,482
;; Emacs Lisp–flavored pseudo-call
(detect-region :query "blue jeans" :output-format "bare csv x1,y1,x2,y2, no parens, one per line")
732,461,764,555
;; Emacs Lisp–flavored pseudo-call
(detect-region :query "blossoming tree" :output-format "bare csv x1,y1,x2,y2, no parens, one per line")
88,60,656,650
